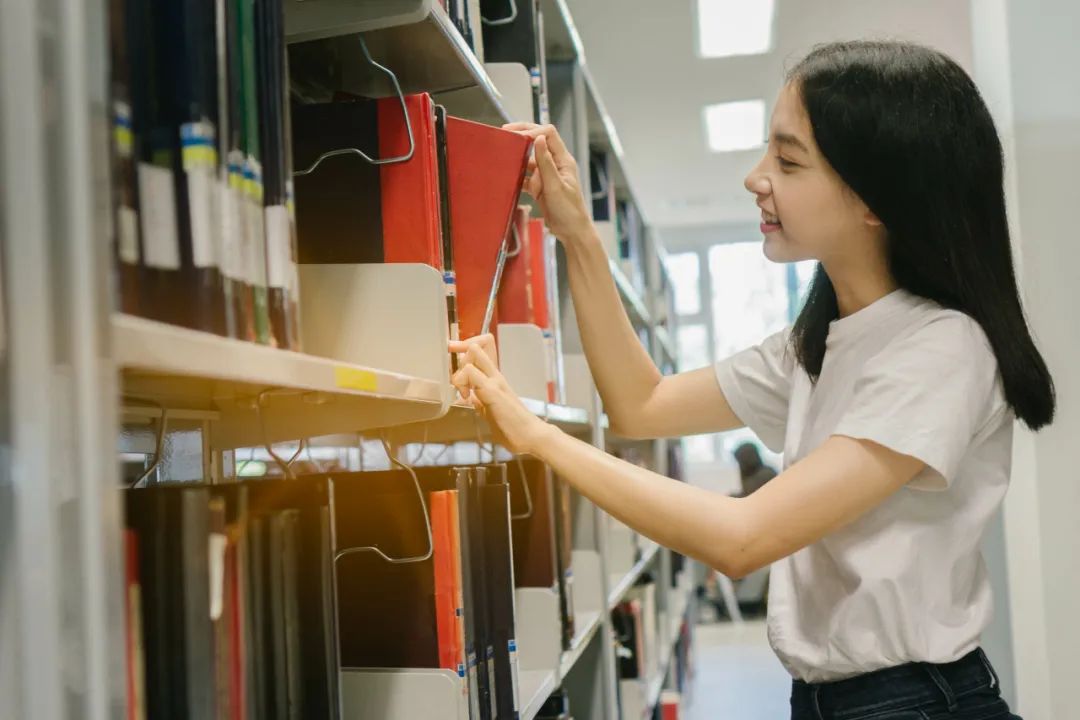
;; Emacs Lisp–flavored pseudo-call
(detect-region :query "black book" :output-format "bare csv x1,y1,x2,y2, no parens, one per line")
255,0,299,350
550,473,576,650
330,470,441,670
246,478,341,719
146,0,227,334
291,98,384,264
247,513,270,719
480,0,541,67
434,104,461,370
478,466,521,720
589,149,612,222
109,0,143,316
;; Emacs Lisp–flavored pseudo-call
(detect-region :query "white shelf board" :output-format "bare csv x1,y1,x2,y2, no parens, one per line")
520,669,558,720
607,542,661,611
115,314,448,449
558,608,603,680
390,398,592,444
287,1,509,125
609,259,652,326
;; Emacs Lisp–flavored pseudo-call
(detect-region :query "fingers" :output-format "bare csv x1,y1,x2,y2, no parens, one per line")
504,123,573,167
466,343,499,377
452,363,494,406
535,136,562,188
449,333,499,370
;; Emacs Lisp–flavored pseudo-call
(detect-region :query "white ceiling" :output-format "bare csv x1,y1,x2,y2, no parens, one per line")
565,0,974,244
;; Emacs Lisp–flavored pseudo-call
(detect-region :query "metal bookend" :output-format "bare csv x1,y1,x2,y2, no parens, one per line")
292,36,415,177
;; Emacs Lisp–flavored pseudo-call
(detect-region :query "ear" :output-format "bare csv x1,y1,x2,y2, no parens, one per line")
863,208,884,227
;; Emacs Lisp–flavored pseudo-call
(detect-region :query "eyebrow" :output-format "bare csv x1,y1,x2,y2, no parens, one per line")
773,132,810,153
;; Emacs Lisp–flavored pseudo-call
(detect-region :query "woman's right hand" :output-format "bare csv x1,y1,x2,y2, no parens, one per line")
503,123,593,245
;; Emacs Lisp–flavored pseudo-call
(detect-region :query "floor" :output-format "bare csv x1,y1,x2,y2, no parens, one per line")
683,620,791,720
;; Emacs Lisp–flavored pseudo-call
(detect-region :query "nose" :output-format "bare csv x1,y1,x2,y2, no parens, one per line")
744,163,771,197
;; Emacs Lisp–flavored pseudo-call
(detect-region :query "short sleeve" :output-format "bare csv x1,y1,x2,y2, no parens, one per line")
714,328,795,452
832,314,1002,491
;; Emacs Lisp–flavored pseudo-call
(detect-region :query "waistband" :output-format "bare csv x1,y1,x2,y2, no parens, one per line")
792,648,1000,719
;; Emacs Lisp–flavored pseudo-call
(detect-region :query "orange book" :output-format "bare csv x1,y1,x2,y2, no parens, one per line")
447,493,467,680
528,218,551,330
431,491,461,672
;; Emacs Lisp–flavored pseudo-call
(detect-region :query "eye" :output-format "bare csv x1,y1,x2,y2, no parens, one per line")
777,156,798,170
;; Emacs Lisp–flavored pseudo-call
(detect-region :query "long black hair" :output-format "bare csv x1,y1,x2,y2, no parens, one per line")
787,41,1055,430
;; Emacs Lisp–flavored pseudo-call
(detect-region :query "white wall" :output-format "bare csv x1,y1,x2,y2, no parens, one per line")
970,1,1080,717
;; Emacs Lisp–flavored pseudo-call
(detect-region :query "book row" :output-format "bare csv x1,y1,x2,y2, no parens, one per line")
122,459,577,720
108,0,562,381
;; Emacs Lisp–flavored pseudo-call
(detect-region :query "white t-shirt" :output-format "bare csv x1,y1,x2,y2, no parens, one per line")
714,289,1012,683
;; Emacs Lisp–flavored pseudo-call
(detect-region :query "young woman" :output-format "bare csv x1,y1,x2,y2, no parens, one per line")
451,41,1053,719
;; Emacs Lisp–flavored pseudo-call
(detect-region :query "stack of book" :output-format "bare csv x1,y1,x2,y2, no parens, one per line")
291,93,533,343
123,479,339,719
326,464,523,720
108,0,300,349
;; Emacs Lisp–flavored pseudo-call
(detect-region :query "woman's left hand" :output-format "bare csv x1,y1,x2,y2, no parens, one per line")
449,335,553,456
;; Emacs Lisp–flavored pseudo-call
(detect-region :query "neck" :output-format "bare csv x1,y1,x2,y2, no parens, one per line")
824,251,897,318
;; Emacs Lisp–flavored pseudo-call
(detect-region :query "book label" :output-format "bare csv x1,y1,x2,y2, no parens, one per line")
181,122,218,269
138,163,180,270
118,205,139,265
264,205,290,290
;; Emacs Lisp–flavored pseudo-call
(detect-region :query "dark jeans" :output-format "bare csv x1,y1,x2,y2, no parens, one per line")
790,648,1021,720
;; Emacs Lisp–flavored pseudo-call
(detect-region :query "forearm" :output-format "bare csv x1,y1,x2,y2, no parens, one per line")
531,423,750,576
562,228,661,434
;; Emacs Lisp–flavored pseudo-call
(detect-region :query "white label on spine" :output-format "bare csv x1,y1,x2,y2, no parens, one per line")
509,640,520,712
188,166,215,268
208,532,227,621
219,180,239,280
247,198,267,287
264,205,289,290
137,163,180,270
117,205,139,264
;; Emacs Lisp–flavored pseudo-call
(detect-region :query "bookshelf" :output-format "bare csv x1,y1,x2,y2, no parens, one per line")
0,0,695,719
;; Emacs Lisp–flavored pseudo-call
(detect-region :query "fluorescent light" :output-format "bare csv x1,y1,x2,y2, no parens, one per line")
704,100,766,152
696,0,776,58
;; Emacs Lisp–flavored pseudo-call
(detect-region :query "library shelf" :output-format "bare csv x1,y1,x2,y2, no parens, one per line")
114,313,450,449
558,608,603,680
285,0,509,125
607,541,662,611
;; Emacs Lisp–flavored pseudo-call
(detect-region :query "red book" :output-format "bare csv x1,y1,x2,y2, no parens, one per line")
446,117,532,339
123,529,147,720
431,491,462,672
496,206,533,324
527,218,551,330
659,691,681,720
379,93,443,267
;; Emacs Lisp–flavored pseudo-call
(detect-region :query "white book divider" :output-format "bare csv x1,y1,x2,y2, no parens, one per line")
498,323,551,403
339,668,469,720
560,550,604,679
606,516,637,582
486,63,535,124
619,677,647,720
515,588,562,674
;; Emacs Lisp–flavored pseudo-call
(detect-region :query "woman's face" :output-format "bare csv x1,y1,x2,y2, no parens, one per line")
744,82,880,265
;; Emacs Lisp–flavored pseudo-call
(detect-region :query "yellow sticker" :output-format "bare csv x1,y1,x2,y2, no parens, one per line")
334,367,378,392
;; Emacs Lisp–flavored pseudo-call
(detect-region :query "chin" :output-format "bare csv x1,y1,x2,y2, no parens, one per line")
762,232,813,264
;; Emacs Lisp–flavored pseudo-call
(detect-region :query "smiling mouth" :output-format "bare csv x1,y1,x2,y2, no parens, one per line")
761,210,781,226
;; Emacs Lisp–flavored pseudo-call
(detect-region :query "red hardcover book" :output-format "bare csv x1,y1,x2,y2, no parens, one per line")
496,206,533,324
445,117,532,339
379,93,443,267
123,528,147,720
292,92,442,268
659,691,681,720
527,218,551,330
431,491,461,672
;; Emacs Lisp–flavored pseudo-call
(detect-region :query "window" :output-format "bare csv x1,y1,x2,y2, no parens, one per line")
667,252,702,315
696,0,776,59
709,242,789,359
703,100,766,153
677,323,710,370
683,433,716,463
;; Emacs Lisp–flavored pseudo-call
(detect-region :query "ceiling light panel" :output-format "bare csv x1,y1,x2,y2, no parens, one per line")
704,100,766,152
696,0,776,58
